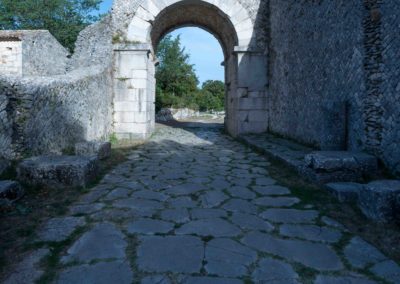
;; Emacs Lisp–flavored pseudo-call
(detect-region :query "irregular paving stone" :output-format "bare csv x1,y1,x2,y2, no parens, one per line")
321,216,347,231
176,218,241,237
205,238,257,277
370,260,400,283
18,155,98,189
222,199,258,214
78,187,109,204
90,208,147,221
344,237,387,269
161,208,190,223
137,236,203,273
141,275,172,284
182,277,243,284
261,209,319,224
191,208,227,219
230,212,274,232
200,191,229,208
169,196,197,208
314,275,378,284
4,249,49,284
255,177,277,186
62,223,127,264
113,198,163,211
131,190,169,201
242,231,343,271
69,203,105,215
279,224,342,243
126,218,174,235
102,188,131,200
252,257,300,284
37,217,85,242
166,183,207,196
252,185,291,196
226,186,257,199
254,196,300,207
209,179,231,190
57,261,133,284
325,182,363,203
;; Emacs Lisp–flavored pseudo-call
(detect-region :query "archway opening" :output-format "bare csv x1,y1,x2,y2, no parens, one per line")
154,27,226,126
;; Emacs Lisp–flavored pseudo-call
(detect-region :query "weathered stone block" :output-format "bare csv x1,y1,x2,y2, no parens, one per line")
303,151,378,184
325,182,363,203
75,141,111,160
17,156,99,189
0,180,24,207
358,180,400,222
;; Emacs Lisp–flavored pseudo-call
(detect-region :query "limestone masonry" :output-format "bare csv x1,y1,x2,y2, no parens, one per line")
0,0,399,177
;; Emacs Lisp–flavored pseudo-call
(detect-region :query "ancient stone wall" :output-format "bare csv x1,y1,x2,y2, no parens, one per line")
379,1,400,176
267,0,366,150
0,30,69,76
0,67,112,159
0,40,22,76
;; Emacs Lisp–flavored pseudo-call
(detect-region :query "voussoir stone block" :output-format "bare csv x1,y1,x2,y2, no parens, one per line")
17,156,99,189
358,180,400,222
303,151,378,184
75,141,111,160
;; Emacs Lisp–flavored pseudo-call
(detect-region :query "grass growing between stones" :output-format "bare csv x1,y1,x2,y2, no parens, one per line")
265,156,400,264
0,144,141,282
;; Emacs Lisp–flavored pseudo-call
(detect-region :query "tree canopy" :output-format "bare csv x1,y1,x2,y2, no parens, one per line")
0,0,102,52
156,35,225,112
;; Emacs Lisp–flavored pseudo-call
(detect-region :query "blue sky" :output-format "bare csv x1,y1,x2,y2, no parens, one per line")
98,1,224,85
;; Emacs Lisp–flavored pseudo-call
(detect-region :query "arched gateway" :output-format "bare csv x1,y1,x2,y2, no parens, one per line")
111,0,268,139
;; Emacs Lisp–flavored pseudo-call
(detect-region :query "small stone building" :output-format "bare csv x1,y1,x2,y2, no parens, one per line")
0,30,69,77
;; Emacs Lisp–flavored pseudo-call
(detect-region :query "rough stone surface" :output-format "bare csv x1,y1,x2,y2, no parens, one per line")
37,217,85,242
75,141,111,160
242,232,343,271
325,182,363,203
260,209,319,224
61,223,127,264
370,260,400,284
4,249,49,284
17,156,99,189
344,237,387,269
4,126,397,283
137,236,204,273
57,261,133,284
252,257,300,283
314,275,378,284
358,180,400,222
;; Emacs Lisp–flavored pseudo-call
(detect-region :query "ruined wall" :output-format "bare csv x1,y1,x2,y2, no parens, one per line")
268,0,366,150
379,1,400,176
0,40,22,76
0,30,69,76
0,67,112,159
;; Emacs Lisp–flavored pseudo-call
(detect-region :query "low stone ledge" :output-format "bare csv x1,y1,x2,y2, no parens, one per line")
75,141,111,160
325,182,363,203
0,180,24,207
303,151,378,184
358,180,400,222
17,156,99,189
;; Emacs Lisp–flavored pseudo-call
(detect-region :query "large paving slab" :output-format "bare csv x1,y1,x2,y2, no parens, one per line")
9,126,398,284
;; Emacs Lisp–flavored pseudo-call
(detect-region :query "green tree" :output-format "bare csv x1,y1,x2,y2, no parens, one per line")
0,0,102,52
156,35,199,98
199,80,225,111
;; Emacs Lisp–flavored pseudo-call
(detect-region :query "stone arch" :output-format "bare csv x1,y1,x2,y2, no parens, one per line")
112,0,268,140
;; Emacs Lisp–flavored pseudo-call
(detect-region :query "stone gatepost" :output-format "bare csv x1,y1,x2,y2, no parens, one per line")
113,43,155,140
227,47,269,136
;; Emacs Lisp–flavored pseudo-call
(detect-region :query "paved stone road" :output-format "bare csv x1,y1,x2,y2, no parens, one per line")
5,126,400,283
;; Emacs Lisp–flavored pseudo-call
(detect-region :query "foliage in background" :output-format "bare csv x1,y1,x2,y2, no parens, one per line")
0,0,102,52
156,35,225,112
